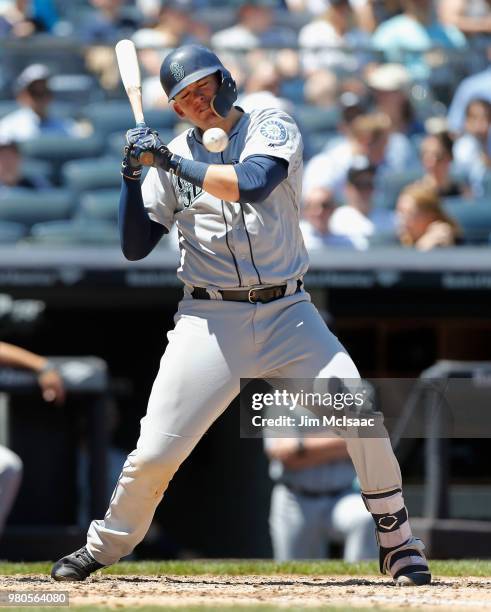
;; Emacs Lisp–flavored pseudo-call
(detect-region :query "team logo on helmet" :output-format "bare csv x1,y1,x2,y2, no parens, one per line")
170,62,185,82
260,119,288,145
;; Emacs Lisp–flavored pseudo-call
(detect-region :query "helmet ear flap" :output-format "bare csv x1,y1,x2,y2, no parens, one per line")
210,72,237,118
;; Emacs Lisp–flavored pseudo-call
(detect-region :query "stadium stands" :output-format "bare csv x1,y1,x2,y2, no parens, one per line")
0,189,73,227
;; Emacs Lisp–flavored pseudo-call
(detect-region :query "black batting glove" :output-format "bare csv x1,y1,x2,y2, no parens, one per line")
132,132,181,174
121,145,143,181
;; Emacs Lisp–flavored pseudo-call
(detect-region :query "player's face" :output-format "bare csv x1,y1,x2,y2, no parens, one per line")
173,75,221,129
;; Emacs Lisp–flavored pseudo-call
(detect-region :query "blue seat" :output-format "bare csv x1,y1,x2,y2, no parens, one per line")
0,100,19,119
62,157,122,193
49,74,103,105
82,102,177,138
377,169,424,209
295,105,340,133
443,198,491,244
29,219,120,245
0,220,27,243
21,158,54,185
20,135,103,164
0,189,74,227
77,189,120,223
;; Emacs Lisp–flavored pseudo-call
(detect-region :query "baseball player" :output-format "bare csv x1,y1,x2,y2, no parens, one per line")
51,45,430,586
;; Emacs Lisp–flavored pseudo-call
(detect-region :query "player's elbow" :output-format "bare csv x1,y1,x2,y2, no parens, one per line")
121,243,150,261
237,185,271,204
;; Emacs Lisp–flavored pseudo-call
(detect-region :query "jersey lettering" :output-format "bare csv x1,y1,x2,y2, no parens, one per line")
175,176,203,209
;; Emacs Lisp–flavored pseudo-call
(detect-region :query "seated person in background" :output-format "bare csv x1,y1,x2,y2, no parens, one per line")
266,431,377,561
211,0,297,52
298,0,372,74
238,61,293,114
439,0,491,48
132,0,208,50
0,64,79,142
0,0,58,37
80,0,140,44
300,187,352,249
0,139,51,190
0,341,65,539
303,112,415,203
453,98,491,197
419,131,469,198
371,0,467,80
366,63,425,138
447,59,491,133
329,156,396,250
396,182,461,250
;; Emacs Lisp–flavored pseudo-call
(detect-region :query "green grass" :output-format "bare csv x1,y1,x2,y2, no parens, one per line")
0,608,408,612
0,558,490,577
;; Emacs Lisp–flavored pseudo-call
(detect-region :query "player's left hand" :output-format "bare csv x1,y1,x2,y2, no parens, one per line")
131,132,174,171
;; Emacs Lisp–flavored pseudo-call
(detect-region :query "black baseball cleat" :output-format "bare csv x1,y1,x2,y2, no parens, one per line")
380,537,432,586
51,546,105,581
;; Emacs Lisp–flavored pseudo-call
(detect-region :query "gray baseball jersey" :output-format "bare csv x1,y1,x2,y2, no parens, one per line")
141,108,309,289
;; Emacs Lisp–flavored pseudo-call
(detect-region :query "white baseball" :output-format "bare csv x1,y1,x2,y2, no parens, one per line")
203,127,229,153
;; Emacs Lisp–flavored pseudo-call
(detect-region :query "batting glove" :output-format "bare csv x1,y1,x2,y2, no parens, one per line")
121,125,153,180
125,125,153,147
121,145,143,181
131,132,181,174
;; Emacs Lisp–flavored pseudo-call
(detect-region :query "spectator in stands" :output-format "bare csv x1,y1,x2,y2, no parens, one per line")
329,156,395,249
239,61,293,113
80,0,139,44
396,182,461,250
0,341,65,540
447,59,491,133
285,0,380,34
0,0,58,37
371,0,467,80
0,64,78,142
366,63,424,137
303,112,415,202
419,131,469,198
300,187,352,249
211,0,297,51
0,139,51,190
298,0,372,74
439,0,491,49
453,99,491,197
303,69,339,108
132,0,208,50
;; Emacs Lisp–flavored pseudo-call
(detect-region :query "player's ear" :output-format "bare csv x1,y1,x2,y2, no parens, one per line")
172,102,185,119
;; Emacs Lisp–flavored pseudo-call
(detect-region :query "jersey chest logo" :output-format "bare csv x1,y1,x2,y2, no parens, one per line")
175,176,203,209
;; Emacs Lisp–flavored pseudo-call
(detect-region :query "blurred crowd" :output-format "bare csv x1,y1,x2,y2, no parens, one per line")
0,0,490,250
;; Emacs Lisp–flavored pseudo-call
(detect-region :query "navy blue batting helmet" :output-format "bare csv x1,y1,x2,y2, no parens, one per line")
160,45,237,118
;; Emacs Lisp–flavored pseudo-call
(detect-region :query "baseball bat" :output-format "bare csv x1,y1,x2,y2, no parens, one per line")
115,39,154,165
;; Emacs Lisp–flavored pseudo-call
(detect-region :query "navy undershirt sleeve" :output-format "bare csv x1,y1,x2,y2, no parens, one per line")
119,176,167,261
234,155,289,204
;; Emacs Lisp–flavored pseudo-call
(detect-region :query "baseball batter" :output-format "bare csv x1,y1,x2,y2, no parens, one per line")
51,45,430,586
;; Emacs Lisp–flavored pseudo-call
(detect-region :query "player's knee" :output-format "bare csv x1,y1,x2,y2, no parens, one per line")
127,447,180,476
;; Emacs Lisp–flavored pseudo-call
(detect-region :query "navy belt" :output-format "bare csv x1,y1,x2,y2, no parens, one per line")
192,280,302,304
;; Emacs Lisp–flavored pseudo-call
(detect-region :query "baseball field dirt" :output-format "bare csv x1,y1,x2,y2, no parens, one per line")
1,561,491,610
